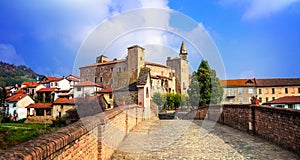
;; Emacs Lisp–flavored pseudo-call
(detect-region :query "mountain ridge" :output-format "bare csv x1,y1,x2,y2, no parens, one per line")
0,61,40,86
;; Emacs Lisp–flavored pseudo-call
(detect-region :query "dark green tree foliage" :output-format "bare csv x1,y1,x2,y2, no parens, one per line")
0,61,40,86
0,86,7,107
188,60,223,107
152,92,182,110
152,92,165,106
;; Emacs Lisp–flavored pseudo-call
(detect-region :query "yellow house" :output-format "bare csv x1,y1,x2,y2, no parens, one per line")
256,78,300,103
96,88,114,110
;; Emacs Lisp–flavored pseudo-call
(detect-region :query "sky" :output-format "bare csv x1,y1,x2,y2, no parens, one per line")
0,0,300,79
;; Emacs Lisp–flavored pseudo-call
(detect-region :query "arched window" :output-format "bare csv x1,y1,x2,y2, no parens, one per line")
146,87,149,98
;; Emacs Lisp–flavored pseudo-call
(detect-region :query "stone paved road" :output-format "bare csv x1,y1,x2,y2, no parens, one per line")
111,120,299,160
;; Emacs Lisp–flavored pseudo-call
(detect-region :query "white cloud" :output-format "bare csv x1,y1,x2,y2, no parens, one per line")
219,0,300,20
0,43,25,65
243,0,300,19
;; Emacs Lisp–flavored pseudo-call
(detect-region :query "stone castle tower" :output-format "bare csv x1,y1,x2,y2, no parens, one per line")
127,45,145,81
166,41,189,95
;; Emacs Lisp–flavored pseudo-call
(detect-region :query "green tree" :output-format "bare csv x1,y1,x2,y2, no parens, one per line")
152,92,165,107
0,86,7,107
188,60,223,107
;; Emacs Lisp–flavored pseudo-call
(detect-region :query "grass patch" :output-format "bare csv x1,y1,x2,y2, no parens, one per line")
0,123,60,152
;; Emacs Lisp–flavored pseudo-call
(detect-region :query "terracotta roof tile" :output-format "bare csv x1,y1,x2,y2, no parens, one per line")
26,103,52,109
145,62,170,68
220,79,256,87
256,78,300,87
37,88,56,92
41,76,63,83
22,82,39,88
6,93,28,102
80,59,126,68
74,81,102,87
53,98,75,105
97,88,113,93
263,96,300,105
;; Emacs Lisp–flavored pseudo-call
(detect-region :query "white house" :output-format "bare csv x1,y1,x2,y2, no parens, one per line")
6,93,35,121
137,68,152,119
66,75,80,88
263,96,300,110
73,81,102,98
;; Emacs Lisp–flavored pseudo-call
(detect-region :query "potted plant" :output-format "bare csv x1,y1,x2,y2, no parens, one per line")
251,96,260,104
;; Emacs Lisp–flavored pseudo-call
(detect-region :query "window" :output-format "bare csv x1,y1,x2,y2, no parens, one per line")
94,77,97,83
272,88,275,94
229,88,233,95
266,97,269,102
238,88,243,94
259,97,262,103
272,97,275,100
239,97,243,104
77,87,81,91
118,67,121,73
109,94,112,99
298,88,300,93
111,68,113,72
46,109,51,115
108,104,111,109
248,88,253,94
258,89,262,94
100,77,103,83
285,88,288,94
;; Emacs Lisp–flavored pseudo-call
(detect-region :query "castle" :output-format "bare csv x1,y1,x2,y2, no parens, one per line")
79,41,189,107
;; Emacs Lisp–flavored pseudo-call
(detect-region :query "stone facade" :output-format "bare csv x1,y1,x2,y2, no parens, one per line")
166,41,189,95
79,43,190,107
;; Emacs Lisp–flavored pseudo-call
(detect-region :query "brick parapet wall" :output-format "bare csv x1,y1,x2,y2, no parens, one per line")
0,105,150,160
185,104,300,155
253,105,300,154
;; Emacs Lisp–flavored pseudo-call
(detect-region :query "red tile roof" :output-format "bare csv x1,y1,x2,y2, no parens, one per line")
263,96,300,105
145,62,170,69
13,90,25,95
220,79,256,87
37,88,56,92
221,78,300,87
256,78,300,87
80,59,126,68
53,98,75,105
22,82,39,88
74,81,102,87
97,88,112,93
41,76,63,83
26,103,52,109
6,93,28,102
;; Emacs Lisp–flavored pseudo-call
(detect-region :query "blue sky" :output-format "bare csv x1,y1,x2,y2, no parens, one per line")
0,0,300,79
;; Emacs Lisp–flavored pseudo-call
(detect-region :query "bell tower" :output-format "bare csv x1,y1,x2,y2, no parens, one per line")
179,41,187,60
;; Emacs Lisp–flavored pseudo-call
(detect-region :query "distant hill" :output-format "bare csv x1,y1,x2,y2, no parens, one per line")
0,61,41,86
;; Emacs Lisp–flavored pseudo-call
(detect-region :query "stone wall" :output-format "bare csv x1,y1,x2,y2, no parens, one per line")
0,105,152,160
184,104,300,155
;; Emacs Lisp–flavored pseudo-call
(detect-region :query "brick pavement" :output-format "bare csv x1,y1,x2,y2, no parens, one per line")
111,120,299,160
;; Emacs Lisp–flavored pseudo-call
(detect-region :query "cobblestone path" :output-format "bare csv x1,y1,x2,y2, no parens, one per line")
111,120,299,160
